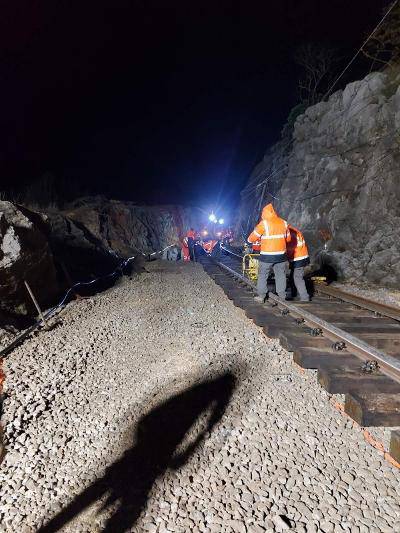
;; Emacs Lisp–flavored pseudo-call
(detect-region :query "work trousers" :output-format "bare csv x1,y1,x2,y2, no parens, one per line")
187,237,195,261
257,260,287,300
292,265,309,301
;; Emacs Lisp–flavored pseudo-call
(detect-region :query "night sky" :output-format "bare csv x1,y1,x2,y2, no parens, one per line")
0,0,388,208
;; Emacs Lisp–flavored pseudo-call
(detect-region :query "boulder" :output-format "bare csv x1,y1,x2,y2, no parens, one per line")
46,211,120,282
0,202,59,320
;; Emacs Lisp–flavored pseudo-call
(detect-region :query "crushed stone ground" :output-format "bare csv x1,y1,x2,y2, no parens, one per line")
332,281,400,310
0,260,399,533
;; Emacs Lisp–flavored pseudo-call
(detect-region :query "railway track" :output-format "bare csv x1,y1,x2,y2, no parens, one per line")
199,248,400,465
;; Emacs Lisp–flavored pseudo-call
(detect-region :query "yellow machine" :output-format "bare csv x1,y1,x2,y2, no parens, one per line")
242,254,259,281
311,276,327,284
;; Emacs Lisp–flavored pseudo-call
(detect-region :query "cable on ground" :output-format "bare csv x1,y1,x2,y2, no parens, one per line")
0,244,175,359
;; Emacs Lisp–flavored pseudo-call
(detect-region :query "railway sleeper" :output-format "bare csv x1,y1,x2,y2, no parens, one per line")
318,362,400,395
333,316,396,325
344,336,400,358
218,283,246,295
228,292,255,305
301,308,375,318
262,323,301,339
293,348,355,370
344,392,400,427
244,307,299,333
213,279,247,293
252,313,291,332
390,431,400,464
280,331,331,351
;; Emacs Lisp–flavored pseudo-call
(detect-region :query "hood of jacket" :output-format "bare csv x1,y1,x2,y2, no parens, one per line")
261,203,278,220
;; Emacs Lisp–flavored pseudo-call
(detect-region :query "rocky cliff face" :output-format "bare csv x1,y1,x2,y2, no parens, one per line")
0,199,201,324
60,197,201,258
239,70,400,287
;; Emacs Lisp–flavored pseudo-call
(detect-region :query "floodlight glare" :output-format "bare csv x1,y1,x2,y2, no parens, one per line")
209,213,217,222
218,218,224,225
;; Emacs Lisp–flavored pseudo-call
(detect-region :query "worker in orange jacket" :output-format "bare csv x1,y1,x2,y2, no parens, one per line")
286,225,310,301
181,236,190,261
186,228,196,261
247,203,290,302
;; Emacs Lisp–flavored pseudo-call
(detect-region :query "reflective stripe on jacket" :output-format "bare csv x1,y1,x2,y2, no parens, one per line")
247,203,290,263
286,225,310,267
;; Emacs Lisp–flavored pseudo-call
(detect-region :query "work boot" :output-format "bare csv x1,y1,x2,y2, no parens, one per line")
254,295,265,303
294,296,310,303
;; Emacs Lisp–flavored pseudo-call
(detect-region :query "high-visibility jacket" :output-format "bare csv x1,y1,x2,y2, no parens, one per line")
186,229,196,240
252,240,261,253
203,240,218,254
247,203,290,263
287,225,310,267
182,237,190,261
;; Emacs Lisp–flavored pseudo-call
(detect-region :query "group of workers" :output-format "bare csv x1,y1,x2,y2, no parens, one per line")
248,203,310,302
180,203,309,302
181,227,234,261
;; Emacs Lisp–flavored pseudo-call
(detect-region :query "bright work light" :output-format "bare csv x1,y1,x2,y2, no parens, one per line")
218,218,224,225
209,213,217,223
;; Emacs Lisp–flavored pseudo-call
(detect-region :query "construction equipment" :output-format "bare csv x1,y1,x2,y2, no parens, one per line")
311,276,327,284
242,254,259,281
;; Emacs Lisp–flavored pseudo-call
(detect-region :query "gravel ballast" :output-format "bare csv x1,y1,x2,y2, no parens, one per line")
0,260,399,532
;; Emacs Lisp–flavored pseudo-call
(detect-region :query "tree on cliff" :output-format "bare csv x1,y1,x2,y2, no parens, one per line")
281,43,338,138
294,43,338,106
362,1,400,68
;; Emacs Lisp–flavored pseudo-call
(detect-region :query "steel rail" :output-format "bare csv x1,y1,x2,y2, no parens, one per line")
220,244,244,260
214,259,400,385
315,284,400,322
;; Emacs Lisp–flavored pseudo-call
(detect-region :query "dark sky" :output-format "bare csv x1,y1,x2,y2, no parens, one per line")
0,0,388,208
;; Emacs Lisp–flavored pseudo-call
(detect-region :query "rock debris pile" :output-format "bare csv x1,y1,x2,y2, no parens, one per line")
0,261,399,532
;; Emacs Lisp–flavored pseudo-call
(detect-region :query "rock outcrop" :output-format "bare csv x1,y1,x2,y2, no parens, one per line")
0,202,59,322
61,197,202,258
239,70,400,287
0,198,201,324
45,211,120,282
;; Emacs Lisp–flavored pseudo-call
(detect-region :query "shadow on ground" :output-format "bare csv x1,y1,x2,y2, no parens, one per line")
38,372,236,533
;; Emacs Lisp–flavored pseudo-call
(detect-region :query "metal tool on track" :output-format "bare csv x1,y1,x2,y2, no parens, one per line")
242,253,259,281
